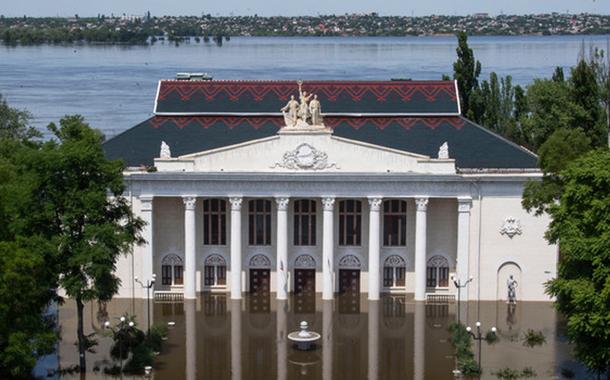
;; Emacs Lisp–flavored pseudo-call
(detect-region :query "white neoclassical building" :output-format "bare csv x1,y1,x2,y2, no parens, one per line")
105,78,557,302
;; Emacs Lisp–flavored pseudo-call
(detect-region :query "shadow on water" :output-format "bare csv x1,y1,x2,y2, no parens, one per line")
47,291,590,379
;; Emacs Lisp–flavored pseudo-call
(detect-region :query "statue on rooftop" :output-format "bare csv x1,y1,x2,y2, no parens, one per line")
281,95,299,127
160,141,171,158
298,82,312,124
438,142,449,159
309,94,323,126
281,80,324,128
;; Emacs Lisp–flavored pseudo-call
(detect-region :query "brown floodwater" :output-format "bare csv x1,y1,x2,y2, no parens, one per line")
46,293,588,380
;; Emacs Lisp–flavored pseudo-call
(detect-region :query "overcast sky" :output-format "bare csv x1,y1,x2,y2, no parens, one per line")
2,0,610,17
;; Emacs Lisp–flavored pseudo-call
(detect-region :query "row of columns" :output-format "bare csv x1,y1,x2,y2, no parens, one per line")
139,195,472,301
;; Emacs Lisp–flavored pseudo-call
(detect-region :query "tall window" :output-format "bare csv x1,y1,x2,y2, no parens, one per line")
339,200,362,246
161,254,184,286
294,200,316,246
204,254,227,287
426,256,449,288
248,199,272,245
203,199,226,245
383,255,406,288
383,200,407,246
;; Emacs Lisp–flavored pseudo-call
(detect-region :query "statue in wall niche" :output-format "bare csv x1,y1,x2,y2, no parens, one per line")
507,275,518,304
160,141,171,158
438,142,449,159
309,94,323,125
281,95,299,127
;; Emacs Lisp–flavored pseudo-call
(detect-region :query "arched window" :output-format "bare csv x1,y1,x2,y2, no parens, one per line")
426,256,449,288
161,254,183,286
248,199,272,246
204,254,227,287
294,200,316,246
203,199,227,245
339,200,362,246
383,200,407,246
383,255,406,288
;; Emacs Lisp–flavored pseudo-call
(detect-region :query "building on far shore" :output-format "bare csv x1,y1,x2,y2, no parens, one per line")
104,77,557,303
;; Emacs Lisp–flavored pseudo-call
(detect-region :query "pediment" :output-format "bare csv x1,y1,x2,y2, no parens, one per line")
154,129,455,174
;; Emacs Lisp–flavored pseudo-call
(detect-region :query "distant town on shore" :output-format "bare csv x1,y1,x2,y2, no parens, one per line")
1,12,610,45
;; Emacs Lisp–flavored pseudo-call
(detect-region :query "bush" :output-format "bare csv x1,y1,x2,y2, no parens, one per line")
449,322,481,375
522,329,546,347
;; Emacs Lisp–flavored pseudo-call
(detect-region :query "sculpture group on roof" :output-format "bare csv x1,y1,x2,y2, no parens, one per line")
281,80,324,127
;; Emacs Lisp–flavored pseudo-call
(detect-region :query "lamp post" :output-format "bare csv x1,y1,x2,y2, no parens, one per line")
466,321,497,369
451,275,473,325
104,316,135,374
135,274,156,335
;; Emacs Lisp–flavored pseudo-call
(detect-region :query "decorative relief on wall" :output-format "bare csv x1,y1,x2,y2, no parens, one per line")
427,255,449,268
500,217,523,238
415,197,429,212
249,254,271,268
368,197,383,212
321,197,336,211
161,254,183,265
271,143,337,171
338,254,361,269
229,197,243,211
294,254,316,269
204,254,226,266
182,196,197,210
384,255,406,268
275,197,290,211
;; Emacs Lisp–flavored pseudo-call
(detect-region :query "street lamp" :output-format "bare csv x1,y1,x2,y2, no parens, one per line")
451,275,473,325
466,321,497,370
104,316,135,373
135,274,156,335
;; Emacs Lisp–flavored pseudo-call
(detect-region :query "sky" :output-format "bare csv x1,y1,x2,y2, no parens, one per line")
2,0,610,17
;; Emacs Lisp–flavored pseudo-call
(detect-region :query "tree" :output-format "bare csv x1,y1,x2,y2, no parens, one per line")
453,31,481,118
23,116,144,373
544,149,610,377
0,94,39,141
590,47,610,147
522,127,592,216
569,58,606,147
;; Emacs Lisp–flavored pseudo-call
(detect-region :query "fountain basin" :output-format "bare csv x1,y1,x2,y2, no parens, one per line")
287,321,321,351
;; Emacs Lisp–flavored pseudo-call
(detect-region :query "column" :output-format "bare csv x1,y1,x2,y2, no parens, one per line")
321,197,335,300
368,197,382,301
230,300,242,380
413,302,425,380
414,197,429,301
456,197,472,303
229,197,243,300
183,196,197,299
139,195,154,299
277,300,288,380
275,197,290,300
185,300,197,380
368,301,380,380
322,300,334,380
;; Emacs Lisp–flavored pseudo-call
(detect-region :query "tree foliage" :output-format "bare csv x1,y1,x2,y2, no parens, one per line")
453,31,481,119
544,149,610,375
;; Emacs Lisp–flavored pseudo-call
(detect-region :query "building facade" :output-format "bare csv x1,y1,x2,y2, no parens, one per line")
104,79,557,302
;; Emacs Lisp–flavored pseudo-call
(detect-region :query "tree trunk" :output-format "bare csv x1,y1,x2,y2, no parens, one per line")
76,297,86,373
606,103,610,147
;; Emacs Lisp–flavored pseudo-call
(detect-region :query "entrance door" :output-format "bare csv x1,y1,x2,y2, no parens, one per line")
339,269,360,294
249,269,270,295
294,269,316,294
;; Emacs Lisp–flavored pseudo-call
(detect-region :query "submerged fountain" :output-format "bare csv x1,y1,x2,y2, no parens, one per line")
287,321,321,350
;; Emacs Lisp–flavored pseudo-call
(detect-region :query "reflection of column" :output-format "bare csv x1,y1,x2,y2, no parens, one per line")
183,196,197,299
368,198,382,300
322,300,333,380
277,300,288,380
413,302,425,380
230,197,243,300
230,300,242,380
368,301,380,380
276,198,290,300
414,197,429,301
140,196,153,298
185,300,197,380
456,197,472,304
322,197,335,300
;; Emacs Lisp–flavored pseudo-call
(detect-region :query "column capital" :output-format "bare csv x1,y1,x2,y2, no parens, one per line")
275,197,290,211
415,197,429,212
368,197,383,212
457,197,473,213
182,196,197,210
321,197,335,211
140,195,153,211
229,196,243,211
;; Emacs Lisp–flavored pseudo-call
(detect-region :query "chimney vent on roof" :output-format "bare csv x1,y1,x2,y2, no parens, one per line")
176,72,213,81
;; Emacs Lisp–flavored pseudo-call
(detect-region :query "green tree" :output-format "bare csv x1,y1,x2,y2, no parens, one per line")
453,31,481,118
590,47,610,147
23,116,144,373
569,58,606,147
544,149,610,376
0,94,39,141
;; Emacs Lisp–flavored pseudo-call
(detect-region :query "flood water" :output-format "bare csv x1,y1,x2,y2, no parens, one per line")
43,293,589,380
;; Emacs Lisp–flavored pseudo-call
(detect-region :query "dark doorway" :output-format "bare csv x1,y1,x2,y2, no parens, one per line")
294,269,316,294
248,269,270,313
339,269,360,294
